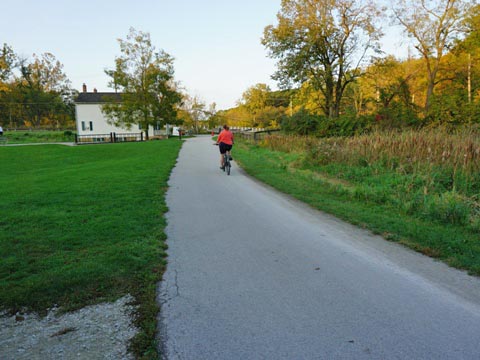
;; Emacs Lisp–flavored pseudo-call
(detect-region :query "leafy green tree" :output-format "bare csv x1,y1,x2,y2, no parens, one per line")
462,4,480,49
451,4,480,107
281,108,322,135
219,106,252,128
392,0,473,115
27,53,71,93
15,53,73,128
365,56,420,123
0,43,16,86
262,0,384,119
103,28,182,138
240,83,271,127
0,44,17,125
180,94,207,133
0,47,74,129
205,102,224,130
241,84,270,114
256,105,288,128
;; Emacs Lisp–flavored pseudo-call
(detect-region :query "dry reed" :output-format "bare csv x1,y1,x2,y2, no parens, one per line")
262,129,480,175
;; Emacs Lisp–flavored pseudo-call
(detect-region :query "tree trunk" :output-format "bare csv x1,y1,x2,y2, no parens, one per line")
333,78,344,119
424,68,437,115
325,83,336,119
143,110,150,140
425,81,434,114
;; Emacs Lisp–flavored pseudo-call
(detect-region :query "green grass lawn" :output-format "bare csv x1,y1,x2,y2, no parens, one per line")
0,139,182,358
234,141,480,276
2,130,76,144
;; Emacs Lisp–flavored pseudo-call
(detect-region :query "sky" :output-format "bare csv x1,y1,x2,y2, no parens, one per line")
2,0,408,110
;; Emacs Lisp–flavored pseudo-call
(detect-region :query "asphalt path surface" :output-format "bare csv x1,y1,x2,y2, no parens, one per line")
157,136,480,359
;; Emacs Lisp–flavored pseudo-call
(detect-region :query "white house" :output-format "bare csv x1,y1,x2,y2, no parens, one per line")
75,84,155,142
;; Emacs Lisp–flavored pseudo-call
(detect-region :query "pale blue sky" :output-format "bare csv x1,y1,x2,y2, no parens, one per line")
2,0,406,110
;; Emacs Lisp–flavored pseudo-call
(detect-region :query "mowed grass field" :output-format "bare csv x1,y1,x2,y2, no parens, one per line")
0,139,182,357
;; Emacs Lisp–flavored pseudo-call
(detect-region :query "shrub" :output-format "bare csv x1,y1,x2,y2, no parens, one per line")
425,191,471,226
281,110,324,136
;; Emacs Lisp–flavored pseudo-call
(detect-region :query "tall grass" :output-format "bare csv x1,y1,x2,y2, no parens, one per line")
256,129,480,231
261,129,479,175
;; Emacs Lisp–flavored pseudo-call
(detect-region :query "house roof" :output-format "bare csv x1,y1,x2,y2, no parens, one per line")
75,92,122,104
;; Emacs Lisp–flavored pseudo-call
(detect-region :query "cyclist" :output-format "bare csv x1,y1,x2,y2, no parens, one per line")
216,124,234,170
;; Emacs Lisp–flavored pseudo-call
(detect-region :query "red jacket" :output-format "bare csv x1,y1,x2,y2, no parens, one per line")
217,130,234,145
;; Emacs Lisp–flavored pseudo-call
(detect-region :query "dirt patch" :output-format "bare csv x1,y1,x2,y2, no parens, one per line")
0,295,138,360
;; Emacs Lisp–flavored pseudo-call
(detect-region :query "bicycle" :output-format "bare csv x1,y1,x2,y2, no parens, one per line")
223,151,232,175
214,143,232,175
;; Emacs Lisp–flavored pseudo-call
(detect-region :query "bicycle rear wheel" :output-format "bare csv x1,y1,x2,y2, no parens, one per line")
224,154,231,175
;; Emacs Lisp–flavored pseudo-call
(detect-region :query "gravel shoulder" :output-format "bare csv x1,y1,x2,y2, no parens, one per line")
0,295,138,360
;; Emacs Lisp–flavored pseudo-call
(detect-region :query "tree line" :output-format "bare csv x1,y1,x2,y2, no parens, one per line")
218,0,480,136
0,28,216,134
0,45,76,129
2,0,479,135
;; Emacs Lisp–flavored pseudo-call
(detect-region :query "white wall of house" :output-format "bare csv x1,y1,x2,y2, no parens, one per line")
75,103,154,136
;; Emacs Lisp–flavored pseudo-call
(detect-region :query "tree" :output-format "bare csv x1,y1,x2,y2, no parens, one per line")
180,94,207,133
15,53,73,128
392,0,472,115
366,57,419,117
0,43,16,87
241,84,271,114
281,108,322,135
452,4,480,105
219,106,251,128
206,102,224,129
103,28,182,138
239,84,291,128
26,53,71,93
240,83,271,126
0,44,17,125
262,0,384,119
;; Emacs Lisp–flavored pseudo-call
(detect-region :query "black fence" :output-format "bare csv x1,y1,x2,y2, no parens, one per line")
75,132,144,144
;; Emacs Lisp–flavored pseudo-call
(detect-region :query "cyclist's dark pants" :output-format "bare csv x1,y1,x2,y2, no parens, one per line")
219,142,232,154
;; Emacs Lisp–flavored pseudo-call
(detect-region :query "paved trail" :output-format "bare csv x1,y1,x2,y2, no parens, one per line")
158,136,480,360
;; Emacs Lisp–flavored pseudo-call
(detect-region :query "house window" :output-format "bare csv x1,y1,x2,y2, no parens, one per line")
81,121,86,131
138,123,142,130
89,121,93,131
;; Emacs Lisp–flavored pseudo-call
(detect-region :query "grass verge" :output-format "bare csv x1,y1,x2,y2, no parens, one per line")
2,130,76,144
0,140,182,358
234,141,480,276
